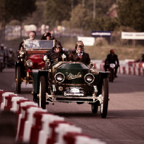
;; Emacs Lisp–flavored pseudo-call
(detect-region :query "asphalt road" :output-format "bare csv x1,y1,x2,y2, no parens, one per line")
0,68,144,144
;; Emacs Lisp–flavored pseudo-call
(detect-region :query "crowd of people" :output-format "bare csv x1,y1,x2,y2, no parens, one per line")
0,43,15,68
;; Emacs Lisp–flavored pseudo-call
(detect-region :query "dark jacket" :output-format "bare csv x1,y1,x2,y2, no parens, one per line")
105,53,119,66
68,50,90,65
45,47,67,63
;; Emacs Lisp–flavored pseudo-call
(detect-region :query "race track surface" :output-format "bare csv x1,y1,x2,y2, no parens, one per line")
0,68,144,144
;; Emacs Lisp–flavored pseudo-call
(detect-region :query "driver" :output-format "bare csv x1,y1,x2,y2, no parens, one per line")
104,49,120,77
68,41,90,65
44,41,67,64
24,31,40,48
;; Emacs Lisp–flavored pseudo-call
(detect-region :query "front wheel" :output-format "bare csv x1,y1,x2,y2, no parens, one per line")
109,69,114,82
91,102,99,114
39,76,46,109
16,66,21,93
100,78,109,118
0,62,3,72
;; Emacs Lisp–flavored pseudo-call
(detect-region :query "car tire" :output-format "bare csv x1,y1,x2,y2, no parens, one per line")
100,78,109,118
16,66,21,93
0,62,2,72
91,101,99,114
109,69,114,82
39,76,46,109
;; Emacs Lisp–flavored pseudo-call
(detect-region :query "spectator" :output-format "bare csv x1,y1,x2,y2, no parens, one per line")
7,48,15,67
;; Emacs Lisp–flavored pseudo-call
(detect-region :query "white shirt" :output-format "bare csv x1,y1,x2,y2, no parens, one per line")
24,39,40,48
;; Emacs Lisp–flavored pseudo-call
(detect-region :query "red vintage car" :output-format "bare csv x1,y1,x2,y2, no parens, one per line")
15,40,55,93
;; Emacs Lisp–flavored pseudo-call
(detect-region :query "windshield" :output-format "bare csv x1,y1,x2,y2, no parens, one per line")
24,40,55,49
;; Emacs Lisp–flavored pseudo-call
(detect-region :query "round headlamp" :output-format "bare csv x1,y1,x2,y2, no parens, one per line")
54,72,65,83
84,73,95,84
26,60,33,67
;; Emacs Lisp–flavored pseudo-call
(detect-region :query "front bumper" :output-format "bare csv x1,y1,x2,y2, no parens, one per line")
45,93,103,103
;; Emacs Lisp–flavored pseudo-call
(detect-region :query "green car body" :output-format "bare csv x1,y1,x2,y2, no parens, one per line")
32,61,109,118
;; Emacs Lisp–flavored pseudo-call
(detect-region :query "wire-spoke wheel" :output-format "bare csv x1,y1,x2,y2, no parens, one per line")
100,78,109,118
39,76,46,109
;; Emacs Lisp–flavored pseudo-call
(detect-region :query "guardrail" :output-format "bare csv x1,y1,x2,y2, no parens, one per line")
0,90,106,144
92,61,144,77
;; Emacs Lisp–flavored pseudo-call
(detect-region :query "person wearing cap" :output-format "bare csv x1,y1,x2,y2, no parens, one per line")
104,49,120,77
68,41,90,65
44,41,67,65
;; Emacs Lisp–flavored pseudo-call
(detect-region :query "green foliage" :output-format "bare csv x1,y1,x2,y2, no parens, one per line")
117,0,144,32
70,4,91,29
9,0,37,22
44,0,71,27
84,0,117,17
90,17,119,31
0,0,13,26
24,1,45,25
0,0,36,27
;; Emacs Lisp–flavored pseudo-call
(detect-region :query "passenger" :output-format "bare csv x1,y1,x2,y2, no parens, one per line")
24,31,40,48
44,41,67,64
104,49,120,77
68,41,90,65
41,32,57,42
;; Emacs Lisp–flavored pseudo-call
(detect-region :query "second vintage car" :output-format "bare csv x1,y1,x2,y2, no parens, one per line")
32,56,109,118
15,40,55,93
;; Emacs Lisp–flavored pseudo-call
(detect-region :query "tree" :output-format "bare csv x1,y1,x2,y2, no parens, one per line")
9,0,37,37
44,0,71,28
117,0,144,32
0,0,13,40
0,0,37,38
70,4,91,29
90,17,119,31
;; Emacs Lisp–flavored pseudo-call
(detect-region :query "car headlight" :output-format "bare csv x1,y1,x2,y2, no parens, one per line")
142,63,144,68
26,60,33,67
54,72,65,83
84,73,95,84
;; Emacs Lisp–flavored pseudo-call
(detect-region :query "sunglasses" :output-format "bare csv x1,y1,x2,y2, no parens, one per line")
77,45,83,48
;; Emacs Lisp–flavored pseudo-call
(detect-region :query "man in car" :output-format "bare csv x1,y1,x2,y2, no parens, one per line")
44,41,67,64
104,49,120,77
68,41,90,65
24,31,40,48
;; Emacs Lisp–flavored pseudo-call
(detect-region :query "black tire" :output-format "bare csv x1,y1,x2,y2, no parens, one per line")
39,76,46,109
16,66,21,93
109,69,114,82
0,62,2,72
100,78,109,118
91,102,99,114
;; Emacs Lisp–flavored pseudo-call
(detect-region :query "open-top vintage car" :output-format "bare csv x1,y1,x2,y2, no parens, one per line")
32,58,109,118
15,40,55,93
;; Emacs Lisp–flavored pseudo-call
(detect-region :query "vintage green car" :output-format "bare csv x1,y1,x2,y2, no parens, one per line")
32,59,109,118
